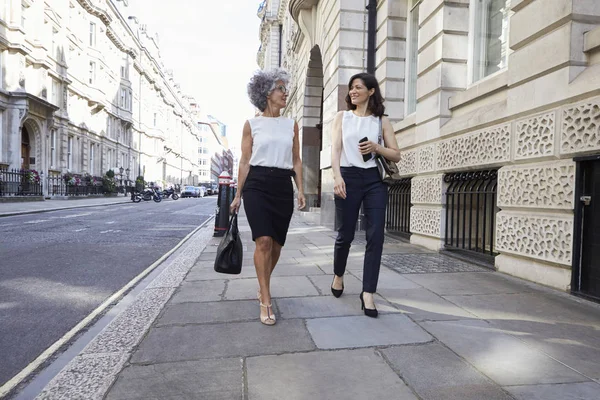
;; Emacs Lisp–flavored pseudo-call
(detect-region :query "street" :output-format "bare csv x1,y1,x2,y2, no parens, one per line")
0,197,216,388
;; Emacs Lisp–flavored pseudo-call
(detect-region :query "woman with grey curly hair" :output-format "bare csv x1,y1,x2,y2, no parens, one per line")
230,68,305,326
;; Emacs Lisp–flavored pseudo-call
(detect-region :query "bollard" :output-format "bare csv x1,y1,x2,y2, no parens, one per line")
214,171,232,237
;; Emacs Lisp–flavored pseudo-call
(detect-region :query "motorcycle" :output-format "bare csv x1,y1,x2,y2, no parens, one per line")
142,187,162,203
162,187,179,200
130,190,143,203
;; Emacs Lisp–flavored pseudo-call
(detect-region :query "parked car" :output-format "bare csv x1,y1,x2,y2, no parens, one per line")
181,185,198,198
196,186,206,197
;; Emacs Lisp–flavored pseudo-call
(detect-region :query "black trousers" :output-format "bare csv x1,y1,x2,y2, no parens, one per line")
334,167,387,293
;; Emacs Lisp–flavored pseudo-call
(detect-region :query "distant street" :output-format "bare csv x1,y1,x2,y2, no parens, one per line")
0,197,216,388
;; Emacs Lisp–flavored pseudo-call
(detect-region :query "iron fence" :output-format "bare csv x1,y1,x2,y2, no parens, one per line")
46,174,106,197
0,168,42,197
386,178,412,238
444,170,498,257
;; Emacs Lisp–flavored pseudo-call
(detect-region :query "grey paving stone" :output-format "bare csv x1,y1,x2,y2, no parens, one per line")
292,255,333,266
156,300,265,326
306,314,432,349
505,382,600,400
382,253,489,273
378,288,476,321
308,274,364,295
169,280,225,303
445,292,600,378
225,276,319,300
247,349,418,400
105,358,243,400
36,353,128,400
276,295,400,319
131,320,315,363
186,265,257,280
368,267,422,290
382,343,513,400
83,288,175,354
421,319,587,386
271,263,324,276
404,272,537,296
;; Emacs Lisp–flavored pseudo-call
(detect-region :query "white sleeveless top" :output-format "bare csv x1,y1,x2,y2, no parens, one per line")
340,111,379,168
248,116,295,170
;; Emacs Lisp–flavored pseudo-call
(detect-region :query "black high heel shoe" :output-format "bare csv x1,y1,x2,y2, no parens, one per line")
360,292,378,318
330,276,344,298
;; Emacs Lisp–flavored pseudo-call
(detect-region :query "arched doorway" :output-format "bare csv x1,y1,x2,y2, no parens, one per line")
301,46,324,209
21,126,31,170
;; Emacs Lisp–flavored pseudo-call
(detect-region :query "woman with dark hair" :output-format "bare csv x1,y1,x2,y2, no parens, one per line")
230,68,305,326
330,72,401,317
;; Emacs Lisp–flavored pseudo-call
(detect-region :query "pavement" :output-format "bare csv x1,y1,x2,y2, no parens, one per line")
4,198,600,399
0,196,131,217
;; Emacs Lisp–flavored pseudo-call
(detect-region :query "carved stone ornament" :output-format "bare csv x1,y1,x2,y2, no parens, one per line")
515,111,555,160
497,162,575,210
398,149,417,176
437,123,511,170
418,145,435,172
561,98,600,155
411,175,443,205
495,211,573,266
410,207,442,238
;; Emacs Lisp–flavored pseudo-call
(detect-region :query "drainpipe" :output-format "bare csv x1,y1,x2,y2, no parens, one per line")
366,0,377,75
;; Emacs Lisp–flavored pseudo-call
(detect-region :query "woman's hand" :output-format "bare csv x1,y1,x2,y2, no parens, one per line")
297,192,306,210
358,140,378,155
333,176,346,199
230,196,241,214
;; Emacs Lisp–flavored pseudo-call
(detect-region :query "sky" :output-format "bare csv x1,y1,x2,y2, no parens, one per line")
126,0,263,149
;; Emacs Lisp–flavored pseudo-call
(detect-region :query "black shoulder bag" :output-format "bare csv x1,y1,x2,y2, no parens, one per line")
214,213,243,274
375,117,402,184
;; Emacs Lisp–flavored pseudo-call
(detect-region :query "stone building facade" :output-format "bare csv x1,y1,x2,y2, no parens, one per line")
0,0,200,189
258,0,600,298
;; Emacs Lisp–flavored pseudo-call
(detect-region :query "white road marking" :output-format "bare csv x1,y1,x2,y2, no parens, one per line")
25,220,49,224
100,230,113,234
105,221,115,224
60,213,93,219
74,228,86,232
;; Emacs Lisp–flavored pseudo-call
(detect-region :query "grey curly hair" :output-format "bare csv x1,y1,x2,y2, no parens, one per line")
247,68,290,112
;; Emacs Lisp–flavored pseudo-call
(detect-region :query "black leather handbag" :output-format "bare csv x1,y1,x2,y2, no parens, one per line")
376,117,402,184
214,213,243,275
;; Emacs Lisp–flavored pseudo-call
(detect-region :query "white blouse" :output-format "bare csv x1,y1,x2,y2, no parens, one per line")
248,116,295,170
340,110,379,168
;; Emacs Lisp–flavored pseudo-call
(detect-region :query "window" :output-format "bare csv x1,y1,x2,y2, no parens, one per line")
67,136,73,170
50,130,56,168
120,87,126,107
90,143,95,175
153,113,157,127
89,61,96,84
21,4,26,28
89,22,96,46
405,0,421,115
471,0,511,83
52,79,61,107
107,148,112,171
52,28,58,60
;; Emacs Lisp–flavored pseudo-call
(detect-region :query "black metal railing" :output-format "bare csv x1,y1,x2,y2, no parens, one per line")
0,168,42,197
444,170,498,257
386,178,411,238
46,174,109,197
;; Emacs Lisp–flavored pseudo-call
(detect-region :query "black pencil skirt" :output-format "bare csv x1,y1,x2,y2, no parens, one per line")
243,165,295,246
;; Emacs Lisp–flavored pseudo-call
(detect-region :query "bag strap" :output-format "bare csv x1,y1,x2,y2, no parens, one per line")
377,117,382,146
227,212,238,235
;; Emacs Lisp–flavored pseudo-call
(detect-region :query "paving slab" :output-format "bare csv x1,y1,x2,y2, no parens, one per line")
224,276,319,300
271,263,324,276
421,319,588,386
105,358,243,400
306,314,432,349
367,267,422,290
382,343,513,400
378,288,477,321
308,274,364,296
247,349,418,400
504,381,600,400
276,295,400,319
186,265,257,280
156,300,265,326
404,272,538,296
131,320,316,363
445,292,600,378
169,279,225,303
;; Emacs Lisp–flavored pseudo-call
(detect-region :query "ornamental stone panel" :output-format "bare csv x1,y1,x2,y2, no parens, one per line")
411,175,443,205
561,98,600,155
437,124,511,170
410,207,442,238
497,161,575,210
515,111,555,160
418,145,435,172
495,211,573,266
398,149,417,176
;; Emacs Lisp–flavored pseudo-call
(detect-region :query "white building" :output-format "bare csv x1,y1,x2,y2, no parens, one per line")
258,0,600,299
0,0,199,190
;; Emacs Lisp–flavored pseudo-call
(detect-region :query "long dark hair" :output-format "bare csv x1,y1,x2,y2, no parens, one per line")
345,72,385,117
